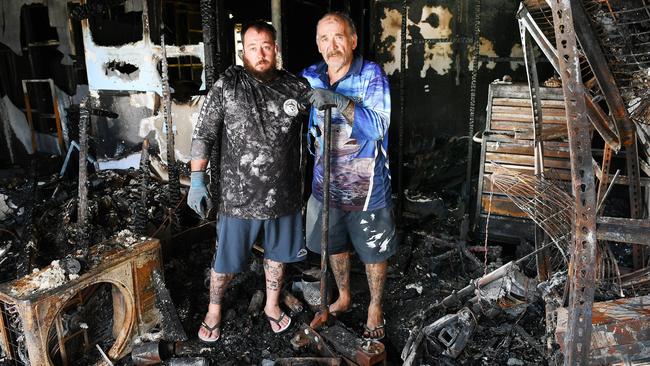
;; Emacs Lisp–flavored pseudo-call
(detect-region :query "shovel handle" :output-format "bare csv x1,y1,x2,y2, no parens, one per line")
319,104,335,313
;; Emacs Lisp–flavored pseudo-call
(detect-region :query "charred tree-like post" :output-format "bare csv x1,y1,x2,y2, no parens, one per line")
77,97,90,256
200,0,227,86
550,1,598,364
161,34,181,212
134,138,151,235
16,159,37,278
200,0,217,88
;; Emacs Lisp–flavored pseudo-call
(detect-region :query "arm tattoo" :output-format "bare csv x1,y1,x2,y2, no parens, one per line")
210,272,234,305
342,101,355,126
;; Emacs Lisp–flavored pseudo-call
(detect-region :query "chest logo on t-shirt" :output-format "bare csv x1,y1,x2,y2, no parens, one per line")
283,99,299,117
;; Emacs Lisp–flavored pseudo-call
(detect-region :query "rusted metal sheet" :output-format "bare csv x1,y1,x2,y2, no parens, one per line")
555,295,650,364
550,1,599,364
0,239,162,365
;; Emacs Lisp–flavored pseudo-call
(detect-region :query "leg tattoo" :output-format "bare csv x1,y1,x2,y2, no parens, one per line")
263,259,285,293
263,259,290,332
365,261,387,307
209,270,234,305
365,261,387,337
329,252,351,296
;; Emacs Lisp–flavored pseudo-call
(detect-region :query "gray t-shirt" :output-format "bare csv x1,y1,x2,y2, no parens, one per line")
191,66,310,219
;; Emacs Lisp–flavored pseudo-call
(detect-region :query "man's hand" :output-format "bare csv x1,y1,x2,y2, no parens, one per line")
309,88,351,111
187,171,213,218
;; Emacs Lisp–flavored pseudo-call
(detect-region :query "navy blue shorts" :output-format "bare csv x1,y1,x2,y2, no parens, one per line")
213,211,307,273
305,195,397,264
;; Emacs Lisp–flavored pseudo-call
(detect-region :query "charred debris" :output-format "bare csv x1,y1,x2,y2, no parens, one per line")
1,0,650,365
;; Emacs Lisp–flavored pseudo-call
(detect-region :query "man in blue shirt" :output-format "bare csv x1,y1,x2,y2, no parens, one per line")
302,11,396,341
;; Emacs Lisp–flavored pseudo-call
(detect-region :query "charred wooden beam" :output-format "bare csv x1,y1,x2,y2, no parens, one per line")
596,216,650,245
161,34,181,223
134,138,150,235
152,269,188,341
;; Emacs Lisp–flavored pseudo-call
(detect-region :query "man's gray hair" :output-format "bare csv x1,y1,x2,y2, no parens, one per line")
318,11,357,35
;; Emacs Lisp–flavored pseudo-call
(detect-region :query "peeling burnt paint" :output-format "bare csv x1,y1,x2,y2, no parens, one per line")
81,19,206,93
0,0,75,65
91,92,201,164
468,37,498,71
378,5,455,77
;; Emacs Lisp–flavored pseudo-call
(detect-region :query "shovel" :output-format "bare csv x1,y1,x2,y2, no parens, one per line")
310,103,336,329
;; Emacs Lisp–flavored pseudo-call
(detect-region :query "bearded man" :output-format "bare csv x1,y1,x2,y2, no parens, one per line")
188,20,310,342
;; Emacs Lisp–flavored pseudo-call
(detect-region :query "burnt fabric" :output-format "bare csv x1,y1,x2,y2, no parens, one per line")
191,66,310,219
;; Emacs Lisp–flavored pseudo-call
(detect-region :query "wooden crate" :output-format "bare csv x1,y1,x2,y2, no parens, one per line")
474,83,570,243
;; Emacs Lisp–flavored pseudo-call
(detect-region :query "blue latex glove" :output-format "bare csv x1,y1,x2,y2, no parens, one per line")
309,88,351,111
187,171,213,218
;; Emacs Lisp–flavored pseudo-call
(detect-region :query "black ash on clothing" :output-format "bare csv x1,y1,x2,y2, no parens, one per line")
191,66,310,219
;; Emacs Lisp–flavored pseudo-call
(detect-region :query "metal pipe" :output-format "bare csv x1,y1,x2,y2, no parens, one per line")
596,169,620,214
520,19,551,282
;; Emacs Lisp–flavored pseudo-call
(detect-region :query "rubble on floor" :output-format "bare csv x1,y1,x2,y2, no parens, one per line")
0,165,647,365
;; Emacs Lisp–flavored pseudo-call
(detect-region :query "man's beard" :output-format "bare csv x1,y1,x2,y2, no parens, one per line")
326,51,348,73
243,58,277,82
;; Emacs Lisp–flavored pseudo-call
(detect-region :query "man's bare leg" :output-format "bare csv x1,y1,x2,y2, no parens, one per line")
199,270,233,340
328,251,351,313
364,261,387,337
263,259,290,332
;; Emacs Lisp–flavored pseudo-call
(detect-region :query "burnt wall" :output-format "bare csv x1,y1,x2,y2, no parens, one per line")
373,0,554,192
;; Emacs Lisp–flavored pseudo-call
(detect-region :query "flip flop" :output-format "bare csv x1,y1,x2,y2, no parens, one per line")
197,321,221,343
362,319,386,341
328,305,352,318
267,312,292,334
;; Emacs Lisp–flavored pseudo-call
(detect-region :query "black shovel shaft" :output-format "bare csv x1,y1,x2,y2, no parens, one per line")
320,105,335,312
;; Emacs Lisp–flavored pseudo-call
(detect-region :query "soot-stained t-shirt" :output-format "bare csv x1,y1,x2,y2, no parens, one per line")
191,66,310,219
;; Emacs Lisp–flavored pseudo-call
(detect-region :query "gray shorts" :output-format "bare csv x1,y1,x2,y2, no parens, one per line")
305,195,397,264
213,211,307,273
